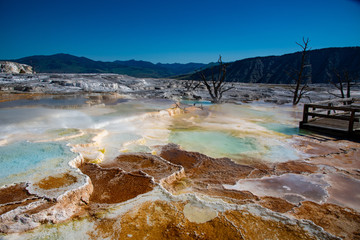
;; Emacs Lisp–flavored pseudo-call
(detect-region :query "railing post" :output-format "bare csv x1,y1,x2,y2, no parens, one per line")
348,109,355,133
327,103,332,115
311,107,316,119
302,104,309,123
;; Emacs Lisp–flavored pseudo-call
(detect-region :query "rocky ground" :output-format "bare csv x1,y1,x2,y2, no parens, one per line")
1,73,358,104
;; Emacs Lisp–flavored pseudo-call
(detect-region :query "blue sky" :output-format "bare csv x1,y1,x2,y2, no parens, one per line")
0,0,359,63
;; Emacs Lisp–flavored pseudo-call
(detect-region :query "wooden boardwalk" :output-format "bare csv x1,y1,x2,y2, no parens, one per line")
299,98,360,140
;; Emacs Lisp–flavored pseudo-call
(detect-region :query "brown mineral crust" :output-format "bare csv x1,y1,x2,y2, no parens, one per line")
101,153,184,183
22,201,56,215
325,173,360,211
0,183,41,218
291,201,360,240
295,139,342,156
0,93,45,103
0,174,92,233
275,161,318,175
309,149,360,179
79,163,156,204
89,200,243,240
193,187,259,204
88,200,333,240
0,183,35,204
247,168,273,178
166,177,192,193
224,210,328,240
159,144,254,185
247,162,275,178
34,173,78,190
259,196,296,213
159,144,203,170
0,199,40,215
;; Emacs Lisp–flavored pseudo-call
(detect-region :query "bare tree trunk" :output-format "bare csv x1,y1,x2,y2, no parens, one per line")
345,72,351,98
199,56,234,103
290,37,311,105
329,70,358,103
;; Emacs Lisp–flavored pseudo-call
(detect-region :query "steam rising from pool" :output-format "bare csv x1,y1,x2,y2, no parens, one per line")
0,99,304,185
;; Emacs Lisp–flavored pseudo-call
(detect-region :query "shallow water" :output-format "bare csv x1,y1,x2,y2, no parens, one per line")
0,141,76,186
224,173,329,204
167,103,302,162
0,96,88,108
259,122,305,135
0,97,304,186
169,131,260,158
180,99,213,106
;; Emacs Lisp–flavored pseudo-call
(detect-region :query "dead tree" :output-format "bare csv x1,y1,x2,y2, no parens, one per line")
199,56,234,103
288,37,312,105
329,69,357,100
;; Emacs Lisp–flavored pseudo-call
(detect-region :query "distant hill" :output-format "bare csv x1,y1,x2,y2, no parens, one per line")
5,47,360,83
181,47,360,84
9,54,207,78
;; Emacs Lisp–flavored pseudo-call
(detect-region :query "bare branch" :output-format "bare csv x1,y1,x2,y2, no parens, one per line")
197,55,231,103
329,69,358,99
290,37,312,105
220,86,234,95
327,90,342,98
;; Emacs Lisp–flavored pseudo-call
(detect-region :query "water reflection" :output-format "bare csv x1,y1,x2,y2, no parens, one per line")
224,173,329,204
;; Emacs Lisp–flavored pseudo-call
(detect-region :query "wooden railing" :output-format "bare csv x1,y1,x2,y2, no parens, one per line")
301,98,360,133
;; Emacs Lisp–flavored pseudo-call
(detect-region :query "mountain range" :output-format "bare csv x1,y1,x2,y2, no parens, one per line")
183,47,360,84
9,54,207,78
5,46,360,83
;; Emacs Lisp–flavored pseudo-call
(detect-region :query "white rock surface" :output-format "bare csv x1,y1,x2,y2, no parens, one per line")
0,73,359,104
0,61,33,74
